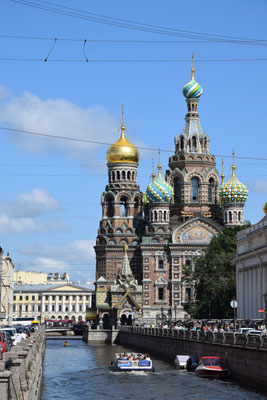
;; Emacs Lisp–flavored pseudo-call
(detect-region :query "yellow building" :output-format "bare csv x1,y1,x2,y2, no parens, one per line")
13,283,94,323
14,270,70,285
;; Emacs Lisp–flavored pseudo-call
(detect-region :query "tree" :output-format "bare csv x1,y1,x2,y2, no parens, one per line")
183,225,249,319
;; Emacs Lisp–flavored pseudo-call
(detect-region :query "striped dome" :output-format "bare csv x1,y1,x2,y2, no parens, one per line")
219,175,248,204
183,79,203,99
145,172,173,203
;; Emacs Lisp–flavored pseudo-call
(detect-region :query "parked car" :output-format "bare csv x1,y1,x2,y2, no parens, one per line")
0,327,18,344
0,332,8,359
0,330,12,351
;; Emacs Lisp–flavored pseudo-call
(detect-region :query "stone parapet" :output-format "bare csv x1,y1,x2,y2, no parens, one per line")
1,327,46,400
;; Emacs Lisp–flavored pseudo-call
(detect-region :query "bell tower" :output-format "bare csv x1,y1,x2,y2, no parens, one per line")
95,106,143,283
166,54,221,223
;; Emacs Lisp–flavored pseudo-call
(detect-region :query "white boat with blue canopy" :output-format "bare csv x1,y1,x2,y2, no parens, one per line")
112,353,154,372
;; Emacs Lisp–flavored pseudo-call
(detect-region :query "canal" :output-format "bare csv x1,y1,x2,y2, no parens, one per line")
41,339,267,400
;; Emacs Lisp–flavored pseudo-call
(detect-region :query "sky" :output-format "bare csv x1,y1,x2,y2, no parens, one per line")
0,0,266,283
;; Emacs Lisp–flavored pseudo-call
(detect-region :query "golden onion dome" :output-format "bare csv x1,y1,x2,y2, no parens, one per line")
106,108,139,164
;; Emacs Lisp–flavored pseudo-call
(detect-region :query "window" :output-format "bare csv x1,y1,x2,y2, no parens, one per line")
120,197,128,217
13,295,16,300
13,305,16,312
66,296,69,300
58,305,62,312
79,305,83,311
59,296,62,300
26,296,29,301
19,296,22,301
52,305,55,312
45,296,48,300
52,296,55,300
158,288,164,301
45,305,48,312
174,178,181,203
208,178,215,202
186,288,191,301
192,136,197,151
191,177,199,202
107,197,114,218
158,260,164,270
32,296,35,301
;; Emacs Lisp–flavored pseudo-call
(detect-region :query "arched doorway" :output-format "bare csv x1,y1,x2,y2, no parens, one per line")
103,314,110,329
120,313,132,326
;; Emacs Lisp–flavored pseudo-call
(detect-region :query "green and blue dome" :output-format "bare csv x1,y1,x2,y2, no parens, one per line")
145,166,173,203
183,79,203,99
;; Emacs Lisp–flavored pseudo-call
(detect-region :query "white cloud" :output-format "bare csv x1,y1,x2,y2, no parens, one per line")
0,90,118,161
18,239,96,281
0,188,67,234
0,85,12,100
0,215,68,235
0,188,60,217
247,179,267,194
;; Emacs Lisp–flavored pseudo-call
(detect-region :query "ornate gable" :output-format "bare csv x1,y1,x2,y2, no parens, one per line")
172,217,221,244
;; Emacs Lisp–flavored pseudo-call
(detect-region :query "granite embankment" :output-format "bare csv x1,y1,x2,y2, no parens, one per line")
0,327,45,400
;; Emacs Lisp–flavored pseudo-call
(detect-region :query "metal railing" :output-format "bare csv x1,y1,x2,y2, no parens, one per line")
119,326,267,350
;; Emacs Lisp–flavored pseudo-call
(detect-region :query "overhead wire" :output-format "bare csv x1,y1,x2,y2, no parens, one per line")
8,0,267,45
0,125,266,161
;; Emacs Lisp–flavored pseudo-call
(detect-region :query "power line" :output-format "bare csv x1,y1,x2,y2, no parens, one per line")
1,125,267,161
9,0,267,46
3,57,267,63
2,34,267,47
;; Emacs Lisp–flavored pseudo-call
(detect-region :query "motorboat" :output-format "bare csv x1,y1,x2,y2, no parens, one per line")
196,356,230,379
112,353,154,372
63,341,69,347
174,355,190,369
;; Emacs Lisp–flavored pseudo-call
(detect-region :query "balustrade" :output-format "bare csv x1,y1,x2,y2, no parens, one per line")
119,326,267,350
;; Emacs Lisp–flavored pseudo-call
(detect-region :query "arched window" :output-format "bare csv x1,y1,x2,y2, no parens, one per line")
188,139,191,152
174,177,181,203
208,178,215,202
238,211,242,222
192,136,197,151
163,210,167,221
107,198,114,218
122,170,126,180
120,197,128,217
134,198,140,217
229,211,232,223
116,171,120,180
191,177,199,202
181,137,184,150
127,171,131,180
112,171,115,181
154,211,157,222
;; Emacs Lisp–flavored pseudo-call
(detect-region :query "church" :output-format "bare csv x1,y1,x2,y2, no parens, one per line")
94,58,248,327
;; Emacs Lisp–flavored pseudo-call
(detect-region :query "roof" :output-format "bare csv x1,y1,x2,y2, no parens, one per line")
14,282,94,293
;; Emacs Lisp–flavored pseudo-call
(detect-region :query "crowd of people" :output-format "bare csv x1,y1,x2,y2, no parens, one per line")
141,320,267,334
117,352,151,362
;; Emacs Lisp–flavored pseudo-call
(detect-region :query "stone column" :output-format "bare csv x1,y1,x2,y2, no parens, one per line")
62,295,65,313
55,296,59,313
48,295,52,313
69,295,72,313
82,295,86,312
76,296,79,313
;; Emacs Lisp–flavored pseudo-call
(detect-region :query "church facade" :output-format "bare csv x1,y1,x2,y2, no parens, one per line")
94,60,248,326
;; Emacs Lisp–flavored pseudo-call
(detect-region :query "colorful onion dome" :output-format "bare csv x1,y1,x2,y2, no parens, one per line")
183,53,203,99
145,163,173,203
106,105,139,164
219,152,248,204
183,79,203,99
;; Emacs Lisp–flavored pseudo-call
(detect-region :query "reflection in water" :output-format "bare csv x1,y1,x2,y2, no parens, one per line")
41,340,267,400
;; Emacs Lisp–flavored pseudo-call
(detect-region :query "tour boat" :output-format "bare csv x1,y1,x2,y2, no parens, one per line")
174,355,190,369
174,355,198,370
112,353,154,372
196,356,230,379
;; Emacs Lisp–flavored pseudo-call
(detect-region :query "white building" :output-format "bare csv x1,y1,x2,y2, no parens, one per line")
235,206,267,320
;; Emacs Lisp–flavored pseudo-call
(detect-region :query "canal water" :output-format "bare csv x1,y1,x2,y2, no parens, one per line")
41,339,267,400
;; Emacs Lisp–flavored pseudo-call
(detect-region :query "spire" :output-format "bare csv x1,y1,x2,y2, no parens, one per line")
121,104,125,136
221,158,225,184
157,148,162,176
152,157,155,180
232,148,236,177
121,244,132,276
191,52,195,81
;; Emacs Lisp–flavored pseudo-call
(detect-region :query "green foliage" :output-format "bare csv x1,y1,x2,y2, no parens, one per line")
185,225,249,319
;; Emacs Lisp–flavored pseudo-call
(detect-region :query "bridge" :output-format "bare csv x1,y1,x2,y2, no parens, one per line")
45,327,75,336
